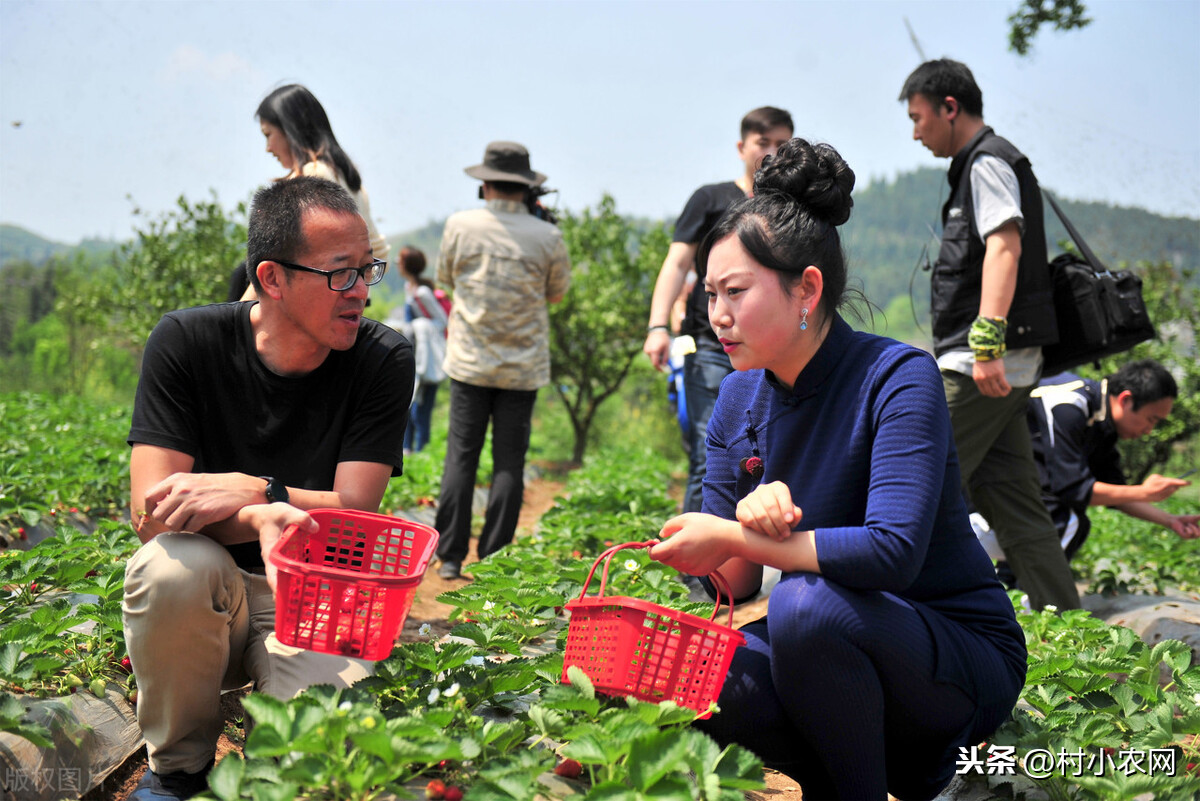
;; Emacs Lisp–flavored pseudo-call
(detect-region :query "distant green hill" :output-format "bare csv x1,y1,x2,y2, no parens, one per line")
5,167,1195,306
842,167,1200,317
377,221,445,292
0,224,117,265
386,220,445,266
1,224,71,263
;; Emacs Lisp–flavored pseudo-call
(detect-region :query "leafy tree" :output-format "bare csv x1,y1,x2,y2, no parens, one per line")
0,253,113,395
64,193,246,362
549,196,669,464
1075,259,1199,482
0,259,57,357
1007,0,1091,56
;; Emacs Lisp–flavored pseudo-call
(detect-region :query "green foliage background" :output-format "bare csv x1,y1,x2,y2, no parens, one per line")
1,171,1197,471
550,195,671,463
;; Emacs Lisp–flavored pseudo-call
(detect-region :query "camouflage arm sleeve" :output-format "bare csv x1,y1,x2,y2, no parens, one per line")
968,316,1008,362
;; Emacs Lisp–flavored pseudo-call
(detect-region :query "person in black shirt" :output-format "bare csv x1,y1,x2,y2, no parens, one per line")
123,176,412,800
643,106,793,513
983,360,1197,572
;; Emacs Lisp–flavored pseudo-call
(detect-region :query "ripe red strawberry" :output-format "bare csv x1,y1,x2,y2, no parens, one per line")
443,787,463,801
425,779,446,799
554,758,583,778
16,527,26,540
120,657,132,672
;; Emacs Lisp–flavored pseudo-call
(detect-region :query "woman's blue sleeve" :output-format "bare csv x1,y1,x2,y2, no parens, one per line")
815,352,952,592
700,387,739,521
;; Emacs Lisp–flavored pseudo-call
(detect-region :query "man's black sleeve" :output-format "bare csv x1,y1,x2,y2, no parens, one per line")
127,313,200,456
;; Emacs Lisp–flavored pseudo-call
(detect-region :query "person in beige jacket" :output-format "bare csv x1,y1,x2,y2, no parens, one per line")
433,142,571,579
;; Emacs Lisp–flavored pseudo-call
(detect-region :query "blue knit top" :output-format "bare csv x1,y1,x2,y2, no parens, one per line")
705,315,1026,703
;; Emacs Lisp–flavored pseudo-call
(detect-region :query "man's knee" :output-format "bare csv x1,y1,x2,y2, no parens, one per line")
124,533,240,613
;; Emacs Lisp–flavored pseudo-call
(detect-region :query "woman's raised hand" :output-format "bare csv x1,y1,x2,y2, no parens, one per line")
736,480,803,542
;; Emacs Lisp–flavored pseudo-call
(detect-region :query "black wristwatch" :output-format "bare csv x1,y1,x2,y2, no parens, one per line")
260,476,289,505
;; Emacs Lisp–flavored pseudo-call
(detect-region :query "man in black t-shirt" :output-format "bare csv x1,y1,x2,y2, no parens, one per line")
643,106,793,513
123,177,413,801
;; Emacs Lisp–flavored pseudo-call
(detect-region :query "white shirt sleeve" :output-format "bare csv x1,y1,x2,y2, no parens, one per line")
970,154,1023,242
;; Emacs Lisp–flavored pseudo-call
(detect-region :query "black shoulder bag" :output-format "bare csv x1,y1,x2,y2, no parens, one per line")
1040,190,1155,377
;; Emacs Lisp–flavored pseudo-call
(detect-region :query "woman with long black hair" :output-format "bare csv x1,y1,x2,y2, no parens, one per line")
229,84,388,301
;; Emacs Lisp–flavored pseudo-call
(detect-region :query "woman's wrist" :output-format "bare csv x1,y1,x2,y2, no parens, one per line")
722,518,757,560
737,524,820,574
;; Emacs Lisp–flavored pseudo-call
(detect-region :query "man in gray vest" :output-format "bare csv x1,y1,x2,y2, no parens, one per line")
900,58,1077,611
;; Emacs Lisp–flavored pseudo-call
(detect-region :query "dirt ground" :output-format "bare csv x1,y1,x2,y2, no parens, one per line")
84,475,802,799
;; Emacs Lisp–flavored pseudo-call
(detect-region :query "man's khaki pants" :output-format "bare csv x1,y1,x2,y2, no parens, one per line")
943,371,1081,612
123,533,374,775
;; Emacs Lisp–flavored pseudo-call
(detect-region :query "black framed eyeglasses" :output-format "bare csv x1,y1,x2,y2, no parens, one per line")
272,258,387,291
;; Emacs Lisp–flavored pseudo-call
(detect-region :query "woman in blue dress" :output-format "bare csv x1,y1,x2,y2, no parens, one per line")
649,139,1026,800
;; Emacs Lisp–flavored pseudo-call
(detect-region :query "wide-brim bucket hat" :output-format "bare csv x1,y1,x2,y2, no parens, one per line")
464,141,547,186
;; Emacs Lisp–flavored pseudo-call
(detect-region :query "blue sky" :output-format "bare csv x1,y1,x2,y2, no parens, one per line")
1,0,1197,246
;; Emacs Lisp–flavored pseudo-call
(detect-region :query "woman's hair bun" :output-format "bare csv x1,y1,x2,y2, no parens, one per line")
754,138,856,226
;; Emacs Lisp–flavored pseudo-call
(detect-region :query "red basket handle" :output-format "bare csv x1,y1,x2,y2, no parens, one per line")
575,540,736,627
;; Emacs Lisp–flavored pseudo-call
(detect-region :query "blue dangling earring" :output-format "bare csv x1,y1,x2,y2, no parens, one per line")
800,307,809,331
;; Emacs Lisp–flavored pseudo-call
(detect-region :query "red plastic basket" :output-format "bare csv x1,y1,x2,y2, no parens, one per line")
269,508,439,660
561,541,745,717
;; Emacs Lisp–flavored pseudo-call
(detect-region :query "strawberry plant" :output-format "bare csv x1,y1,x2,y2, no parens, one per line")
381,445,449,516
5,397,1197,801
0,691,55,748
0,392,130,534
535,453,678,560
0,518,139,750
0,520,139,699
544,667,763,797
203,685,474,801
960,602,1200,800
1071,501,1200,596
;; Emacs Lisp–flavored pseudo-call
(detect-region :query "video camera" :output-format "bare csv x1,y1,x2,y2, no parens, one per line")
526,185,559,225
